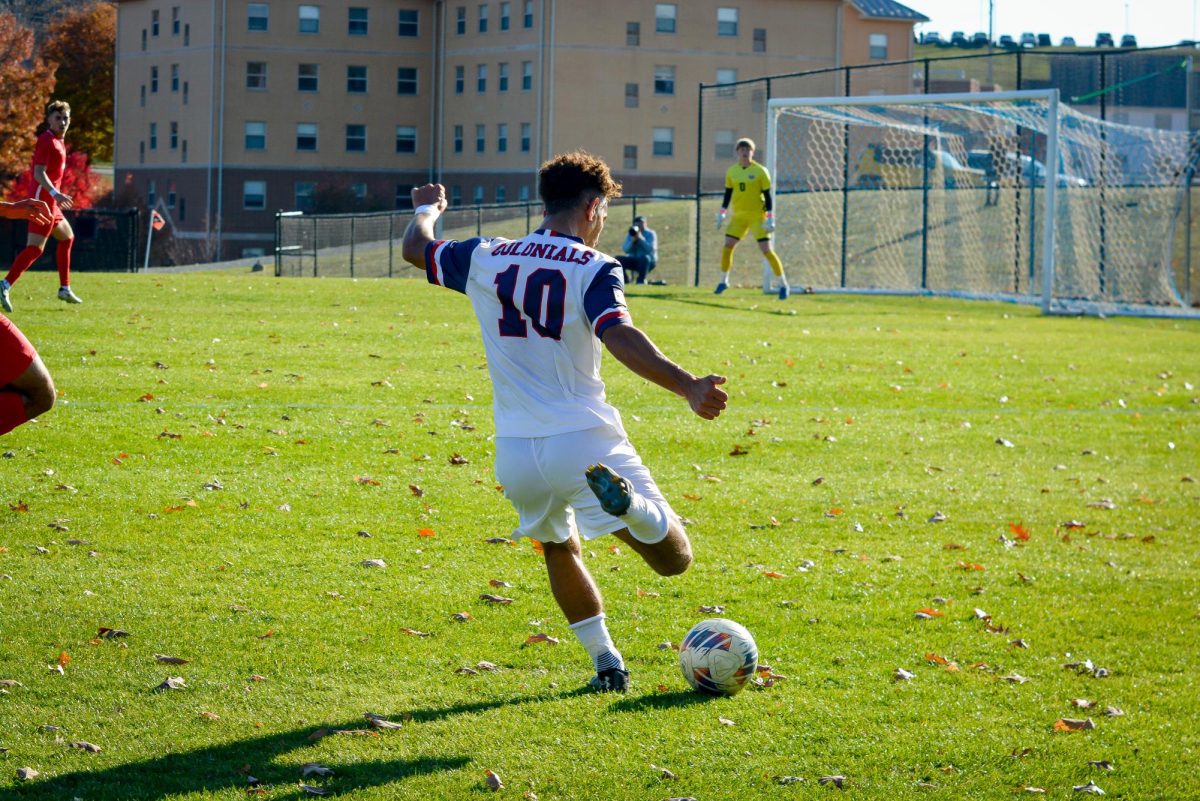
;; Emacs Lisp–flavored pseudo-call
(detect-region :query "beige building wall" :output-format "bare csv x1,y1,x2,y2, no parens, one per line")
114,0,923,260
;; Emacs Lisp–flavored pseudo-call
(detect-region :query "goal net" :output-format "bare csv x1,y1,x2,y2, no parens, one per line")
766,90,1199,316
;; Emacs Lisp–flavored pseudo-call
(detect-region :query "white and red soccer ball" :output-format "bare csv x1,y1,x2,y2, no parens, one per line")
678,618,758,696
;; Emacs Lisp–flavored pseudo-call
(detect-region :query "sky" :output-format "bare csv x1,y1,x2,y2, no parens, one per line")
910,0,1198,47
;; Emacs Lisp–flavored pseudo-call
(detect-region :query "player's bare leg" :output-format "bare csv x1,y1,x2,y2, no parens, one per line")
543,536,628,692
52,220,80,304
1,233,50,313
0,355,55,435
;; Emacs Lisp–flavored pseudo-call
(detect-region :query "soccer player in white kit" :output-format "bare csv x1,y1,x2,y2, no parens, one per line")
402,152,728,692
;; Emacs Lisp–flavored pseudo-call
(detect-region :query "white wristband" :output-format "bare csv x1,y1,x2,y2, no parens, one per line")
414,203,440,216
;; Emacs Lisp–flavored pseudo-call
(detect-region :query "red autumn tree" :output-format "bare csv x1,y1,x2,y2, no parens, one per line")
5,151,101,209
0,11,56,187
41,1,116,163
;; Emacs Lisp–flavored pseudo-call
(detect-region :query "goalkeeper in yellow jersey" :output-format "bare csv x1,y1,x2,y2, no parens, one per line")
714,138,789,299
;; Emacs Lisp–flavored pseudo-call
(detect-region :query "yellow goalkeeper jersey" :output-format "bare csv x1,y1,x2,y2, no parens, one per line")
724,160,772,216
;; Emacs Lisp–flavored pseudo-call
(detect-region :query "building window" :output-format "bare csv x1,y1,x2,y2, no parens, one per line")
624,144,637,170
298,63,319,91
398,8,418,36
753,27,766,52
717,7,738,36
499,1,510,30
455,65,464,94
653,127,673,157
869,33,888,59
522,61,532,90
147,180,156,208
627,21,639,46
170,64,179,92
351,183,367,202
346,124,367,152
716,68,737,97
299,5,319,34
141,28,146,49
476,64,487,93
497,123,508,153
150,66,158,93
347,65,368,93
245,121,266,150
451,185,462,206
169,121,178,149
183,81,189,103
171,7,180,35
496,185,506,203
246,62,267,90
455,6,466,34
453,125,463,153
655,4,675,33
243,180,266,210
178,196,186,219
248,3,268,31
348,7,368,35
296,123,318,151
475,124,486,153
397,67,418,95
295,182,315,212
395,125,417,153
523,0,533,27
498,62,509,92
140,85,145,106
395,184,412,210
519,185,529,201
478,3,488,32
473,185,484,204
149,122,157,150
714,129,735,160
151,8,159,36
167,182,176,207
625,82,638,107
184,22,190,44
654,65,675,95
182,140,188,162
520,122,531,152
139,141,145,163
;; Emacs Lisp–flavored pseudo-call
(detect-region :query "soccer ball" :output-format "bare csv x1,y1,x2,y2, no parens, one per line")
678,618,758,696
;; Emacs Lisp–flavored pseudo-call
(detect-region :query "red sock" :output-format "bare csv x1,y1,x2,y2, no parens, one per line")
56,237,74,287
0,391,28,435
5,246,43,286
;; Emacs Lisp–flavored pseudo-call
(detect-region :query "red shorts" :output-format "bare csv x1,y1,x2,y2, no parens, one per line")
0,313,37,386
28,189,65,238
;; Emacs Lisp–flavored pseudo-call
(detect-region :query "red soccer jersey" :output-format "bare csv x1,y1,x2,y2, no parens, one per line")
32,129,67,189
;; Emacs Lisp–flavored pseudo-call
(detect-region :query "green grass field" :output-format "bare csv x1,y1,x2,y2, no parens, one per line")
2,270,1198,800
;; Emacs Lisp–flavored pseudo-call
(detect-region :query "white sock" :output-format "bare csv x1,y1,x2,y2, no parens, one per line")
622,491,669,545
569,613,624,672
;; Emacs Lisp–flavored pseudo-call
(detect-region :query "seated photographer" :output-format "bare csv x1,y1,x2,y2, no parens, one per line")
617,215,657,285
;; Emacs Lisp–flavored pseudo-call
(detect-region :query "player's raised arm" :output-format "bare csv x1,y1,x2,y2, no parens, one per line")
401,183,449,269
33,164,72,210
600,323,728,420
0,199,52,226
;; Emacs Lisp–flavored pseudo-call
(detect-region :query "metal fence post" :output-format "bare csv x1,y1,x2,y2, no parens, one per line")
349,215,356,277
694,83,705,287
839,68,851,288
388,213,395,277
920,61,931,290
313,216,319,277
476,204,482,236
1098,52,1108,295
274,211,281,276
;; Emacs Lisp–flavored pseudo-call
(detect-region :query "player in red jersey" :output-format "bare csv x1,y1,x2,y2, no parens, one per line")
0,199,56,434
0,100,83,313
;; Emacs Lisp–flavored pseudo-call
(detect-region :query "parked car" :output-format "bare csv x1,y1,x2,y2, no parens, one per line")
1037,33,1052,47
998,34,1018,49
1061,36,1077,47
971,31,989,47
1120,34,1137,48
1019,32,1037,48
922,31,942,45
856,144,986,190
950,31,968,46
1095,32,1115,47
966,150,1089,188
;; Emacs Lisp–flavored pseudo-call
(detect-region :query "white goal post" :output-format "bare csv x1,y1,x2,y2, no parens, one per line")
765,89,1199,317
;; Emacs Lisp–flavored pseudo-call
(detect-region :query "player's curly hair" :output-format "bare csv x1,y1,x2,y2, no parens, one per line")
36,100,71,135
538,151,622,214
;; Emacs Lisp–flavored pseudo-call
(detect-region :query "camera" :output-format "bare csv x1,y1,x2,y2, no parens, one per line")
628,225,639,237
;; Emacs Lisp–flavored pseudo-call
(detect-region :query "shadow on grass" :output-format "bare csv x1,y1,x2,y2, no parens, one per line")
631,289,818,318
11,689,594,800
609,688,716,713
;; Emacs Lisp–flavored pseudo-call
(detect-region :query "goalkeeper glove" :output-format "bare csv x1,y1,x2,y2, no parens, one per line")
763,212,776,233
715,208,728,229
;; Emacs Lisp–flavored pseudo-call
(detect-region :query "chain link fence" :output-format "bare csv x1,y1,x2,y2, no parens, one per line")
0,208,141,273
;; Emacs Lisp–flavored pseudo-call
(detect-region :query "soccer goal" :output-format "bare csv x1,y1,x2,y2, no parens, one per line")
766,89,1199,316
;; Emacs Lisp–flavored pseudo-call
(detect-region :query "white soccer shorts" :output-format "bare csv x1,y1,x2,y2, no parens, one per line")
494,424,674,544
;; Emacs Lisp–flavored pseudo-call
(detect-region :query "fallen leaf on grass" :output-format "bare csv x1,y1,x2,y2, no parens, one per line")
301,763,334,777
650,764,677,779
929,511,947,523
525,633,559,645
68,741,101,753
698,604,725,614
355,476,381,486
476,661,500,671
717,717,736,726
915,608,944,619
16,767,38,780
199,711,219,720
489,579,513,588
417,527,436,538
1009,522,1031,540
452,612,472,622
818,775,846,788
1073,781,1105,794
299,785,329,796
400,627,429,637
1104,706,1124,717
484,769,503,791
1072,699,1095,709
98,627,130,639
894,668,915,681
480,594,514,605
1022,788,1046,794
1002,673,1029,684
9,501,28,512
956,561,986,571
762,571,786,579
0,679,23,687
364,713,402,730
1054,718,1096,732
361,559,387,568
1088,761,1115,771
448,453,469,465
155,654,190,665
154,676,187,691
58,651,71,667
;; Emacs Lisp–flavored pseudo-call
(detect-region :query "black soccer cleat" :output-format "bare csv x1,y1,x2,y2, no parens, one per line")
585,463,633,517
588,667,630,693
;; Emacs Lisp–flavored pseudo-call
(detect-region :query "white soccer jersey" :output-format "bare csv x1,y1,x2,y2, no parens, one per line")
425,228,632,438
